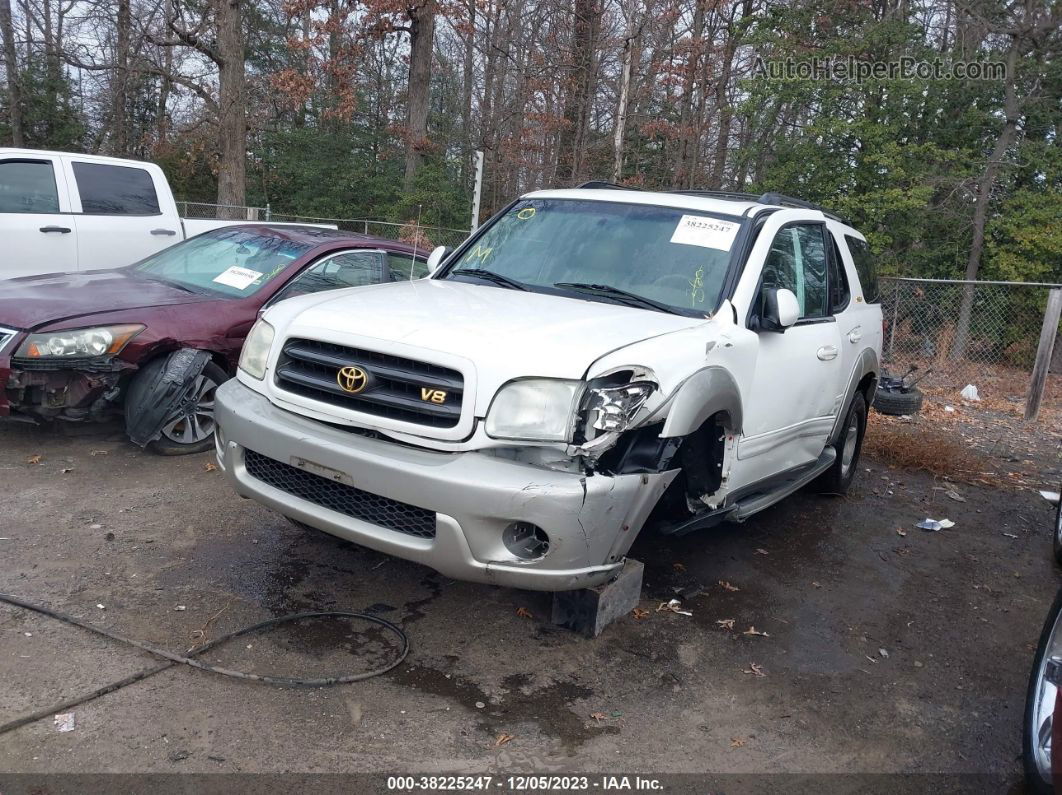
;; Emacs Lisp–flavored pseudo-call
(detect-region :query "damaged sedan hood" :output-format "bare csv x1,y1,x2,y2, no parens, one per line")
0,268,212,331
272,279,709,410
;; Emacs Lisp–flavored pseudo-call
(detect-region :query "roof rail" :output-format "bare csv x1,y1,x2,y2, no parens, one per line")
671,190,763,202
756,192,844,222
575,180,641,191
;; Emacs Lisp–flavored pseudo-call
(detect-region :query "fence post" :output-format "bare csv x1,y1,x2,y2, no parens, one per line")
265,203,271,221
1025,288,1062,422
888,279,900,360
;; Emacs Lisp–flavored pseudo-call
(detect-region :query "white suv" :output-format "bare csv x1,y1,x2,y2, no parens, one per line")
214,187,882,591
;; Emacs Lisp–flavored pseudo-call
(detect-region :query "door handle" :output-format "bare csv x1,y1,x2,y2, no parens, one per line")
817,346,838,361
847,327,863,343
150,228,177,236
39,225,71,234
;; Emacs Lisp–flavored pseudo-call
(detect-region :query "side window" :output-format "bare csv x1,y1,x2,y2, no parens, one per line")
761,224,828,319
71,162,160,215
845,235,878,303
0,160,60,213
271,251,387,303
828,233,851,313
387,252,428,280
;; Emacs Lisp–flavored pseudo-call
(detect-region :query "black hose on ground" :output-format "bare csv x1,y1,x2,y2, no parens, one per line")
0,592,409,736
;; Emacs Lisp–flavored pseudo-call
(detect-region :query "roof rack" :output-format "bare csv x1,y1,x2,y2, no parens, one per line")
575,180,640,191
573,181,845,222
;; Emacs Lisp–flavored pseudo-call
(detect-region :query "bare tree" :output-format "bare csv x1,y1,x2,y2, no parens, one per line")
0,0,22,145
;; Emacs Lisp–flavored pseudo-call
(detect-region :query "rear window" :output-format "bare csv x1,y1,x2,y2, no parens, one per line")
845,235,878,303
72,162,160,215
0,160,60,213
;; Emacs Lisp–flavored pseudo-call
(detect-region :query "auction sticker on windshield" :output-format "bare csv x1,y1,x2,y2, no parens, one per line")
213,266,264,290
670,215,740,251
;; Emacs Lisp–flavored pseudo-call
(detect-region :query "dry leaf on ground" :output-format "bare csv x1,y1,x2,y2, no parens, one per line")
589,712,607,722
719,580,740,592
730,737,747,748
515,607,533,619
631,607,650,620
716,618,736,630
27,455,42,465
743,626,769,637
494,733,514,747
743,663,766,677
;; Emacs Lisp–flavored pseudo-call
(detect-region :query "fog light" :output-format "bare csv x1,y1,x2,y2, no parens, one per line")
502,522,550,561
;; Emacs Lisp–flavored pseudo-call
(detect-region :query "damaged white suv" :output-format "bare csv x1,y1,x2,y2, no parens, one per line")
214,187,882,591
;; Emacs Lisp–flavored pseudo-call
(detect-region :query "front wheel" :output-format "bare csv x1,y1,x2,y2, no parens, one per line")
1024,588,1062,794
813,392,867,495
147,362,228,456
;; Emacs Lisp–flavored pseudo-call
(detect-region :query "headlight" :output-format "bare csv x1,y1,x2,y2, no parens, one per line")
239,318,275,380
582,377,656,435
17,324,144,359
485,378,582,441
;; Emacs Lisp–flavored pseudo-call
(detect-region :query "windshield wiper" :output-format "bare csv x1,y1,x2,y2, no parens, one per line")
553,282,682,315
138,273,200,294
451,268,529,291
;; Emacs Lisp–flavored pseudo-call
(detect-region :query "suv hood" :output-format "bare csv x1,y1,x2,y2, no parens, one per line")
270,279,708,413
0,268,211,331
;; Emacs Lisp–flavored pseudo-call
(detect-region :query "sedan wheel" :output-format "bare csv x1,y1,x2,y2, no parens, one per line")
159,373,218,445
1024,588,1062,793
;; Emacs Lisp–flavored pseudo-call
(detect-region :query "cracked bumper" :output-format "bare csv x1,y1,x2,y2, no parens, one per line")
215,379,676,591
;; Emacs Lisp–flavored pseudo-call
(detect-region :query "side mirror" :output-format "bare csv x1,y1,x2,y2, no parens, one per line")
425,245,452,275
761,288,800,331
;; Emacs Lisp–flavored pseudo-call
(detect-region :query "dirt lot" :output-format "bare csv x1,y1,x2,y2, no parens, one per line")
0,416,1059,788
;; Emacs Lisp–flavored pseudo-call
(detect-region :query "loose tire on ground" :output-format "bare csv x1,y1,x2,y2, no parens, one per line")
873,385,923,416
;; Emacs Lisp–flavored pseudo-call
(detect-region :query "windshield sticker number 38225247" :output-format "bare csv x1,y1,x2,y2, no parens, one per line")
670,215,740,251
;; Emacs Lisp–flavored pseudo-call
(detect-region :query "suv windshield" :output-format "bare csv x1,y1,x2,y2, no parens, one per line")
442,198,745,315
133,229,311,297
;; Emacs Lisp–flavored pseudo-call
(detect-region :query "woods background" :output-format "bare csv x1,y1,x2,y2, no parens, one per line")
0,0,1059,288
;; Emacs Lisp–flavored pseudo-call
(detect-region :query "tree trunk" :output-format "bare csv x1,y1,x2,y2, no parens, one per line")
404,0,436,192
459,0,475,187
558,0,599,184
214,0,246,212
111,0,131,155
950,42,1020,361
612,23,636,182
0,0,22,146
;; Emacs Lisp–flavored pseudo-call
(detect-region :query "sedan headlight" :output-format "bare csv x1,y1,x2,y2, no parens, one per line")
582,375,656,435
17,324,144,359
485,378,582,441
239,318,275,380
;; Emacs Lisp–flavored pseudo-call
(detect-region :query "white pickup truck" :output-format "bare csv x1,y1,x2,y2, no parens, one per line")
0,148,264,279
215,186,882,592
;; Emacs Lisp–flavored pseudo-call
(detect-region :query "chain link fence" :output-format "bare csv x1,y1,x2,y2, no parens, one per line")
176,201,471,250
880,277,1062,416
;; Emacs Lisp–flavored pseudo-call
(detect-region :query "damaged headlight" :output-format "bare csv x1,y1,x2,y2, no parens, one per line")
239,318,275,380
582,375,656,436
17,324,144,359
485,378,582,441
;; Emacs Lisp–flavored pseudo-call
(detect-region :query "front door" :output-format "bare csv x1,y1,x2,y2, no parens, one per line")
0,155,78,278
738,219,845,479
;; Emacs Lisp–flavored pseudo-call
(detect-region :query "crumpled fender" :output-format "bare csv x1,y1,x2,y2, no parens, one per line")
657,366,743,438
124,348,213,447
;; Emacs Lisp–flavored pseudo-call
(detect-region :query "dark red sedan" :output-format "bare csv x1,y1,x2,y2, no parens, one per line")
0,225,427,454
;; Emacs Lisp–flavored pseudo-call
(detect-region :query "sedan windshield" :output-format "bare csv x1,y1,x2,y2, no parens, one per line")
443,199,746,315
133,229,311,297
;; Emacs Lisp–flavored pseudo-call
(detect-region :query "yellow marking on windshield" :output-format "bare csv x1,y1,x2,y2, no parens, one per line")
517,207,536,220
468,243,493,261
689,267,705,307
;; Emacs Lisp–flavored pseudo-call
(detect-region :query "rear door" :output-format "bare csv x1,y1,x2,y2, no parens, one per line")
0,154,78,278
63,158,180,270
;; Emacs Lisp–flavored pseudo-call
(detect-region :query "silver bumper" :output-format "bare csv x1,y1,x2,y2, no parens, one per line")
214,380,676,591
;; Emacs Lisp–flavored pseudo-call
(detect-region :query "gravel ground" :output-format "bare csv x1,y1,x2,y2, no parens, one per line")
0,418,1058,788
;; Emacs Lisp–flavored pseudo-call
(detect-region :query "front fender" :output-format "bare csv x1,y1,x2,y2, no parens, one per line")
658,366,743,438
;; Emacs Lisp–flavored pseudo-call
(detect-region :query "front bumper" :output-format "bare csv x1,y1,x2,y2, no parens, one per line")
215,380,677,591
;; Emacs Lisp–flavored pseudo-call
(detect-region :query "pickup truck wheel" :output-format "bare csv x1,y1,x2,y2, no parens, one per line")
146,362,228,456
814,392,867,495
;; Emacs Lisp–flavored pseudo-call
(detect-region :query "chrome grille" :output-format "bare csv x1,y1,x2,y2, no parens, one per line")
275,338,463,428
244,449,436,539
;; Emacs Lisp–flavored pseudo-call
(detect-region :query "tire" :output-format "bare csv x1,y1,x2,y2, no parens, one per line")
1023,587,1062,794
873,385,923,416
813,392,867,495
1053,493,1062,568
141,362,228,456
